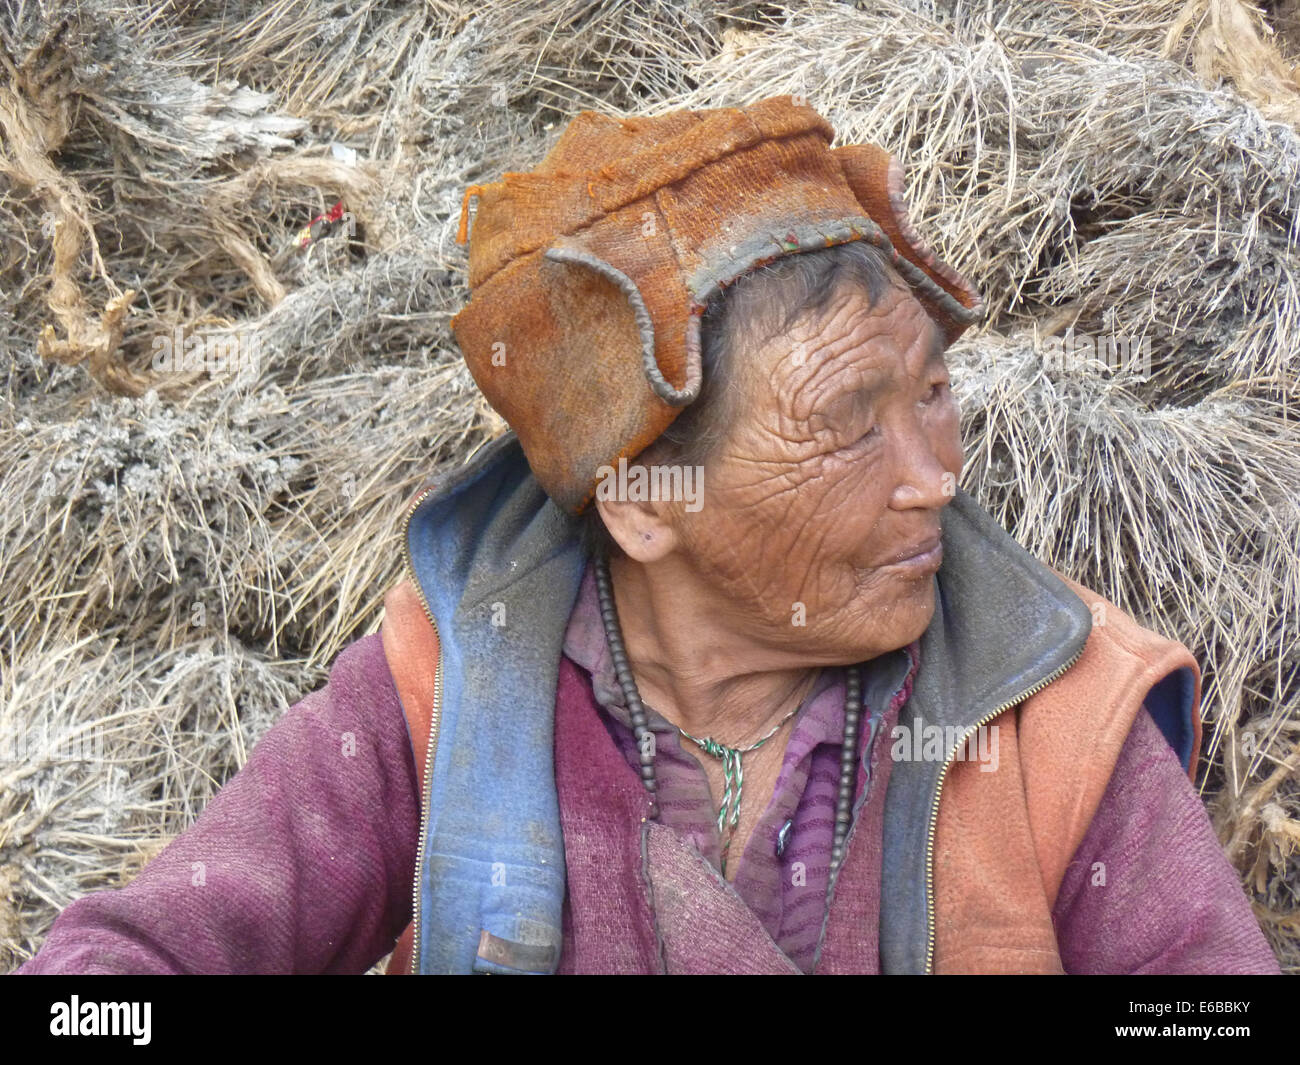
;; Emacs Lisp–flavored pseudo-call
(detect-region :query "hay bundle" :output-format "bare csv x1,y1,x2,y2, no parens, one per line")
2,0,1297,970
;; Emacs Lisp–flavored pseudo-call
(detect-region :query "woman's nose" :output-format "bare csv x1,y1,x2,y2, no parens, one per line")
888,424,957,510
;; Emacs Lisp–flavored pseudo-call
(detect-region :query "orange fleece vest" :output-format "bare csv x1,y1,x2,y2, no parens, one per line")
379,572,1200,975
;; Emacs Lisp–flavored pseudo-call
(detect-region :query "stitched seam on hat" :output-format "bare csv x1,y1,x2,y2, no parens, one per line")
685,218,982,332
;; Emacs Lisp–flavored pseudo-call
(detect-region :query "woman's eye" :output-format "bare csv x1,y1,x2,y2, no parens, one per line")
922,381,949,404
847,424,880,450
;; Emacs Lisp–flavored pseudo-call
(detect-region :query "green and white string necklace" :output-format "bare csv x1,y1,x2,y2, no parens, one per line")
676,706,802,876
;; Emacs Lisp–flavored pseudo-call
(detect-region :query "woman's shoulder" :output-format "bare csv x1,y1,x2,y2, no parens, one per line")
1034,568,1202,770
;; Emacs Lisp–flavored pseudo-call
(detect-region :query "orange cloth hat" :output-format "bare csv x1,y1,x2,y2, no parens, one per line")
451,95,982,514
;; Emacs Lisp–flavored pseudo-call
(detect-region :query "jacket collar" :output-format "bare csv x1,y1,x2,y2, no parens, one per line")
404,432,1091,973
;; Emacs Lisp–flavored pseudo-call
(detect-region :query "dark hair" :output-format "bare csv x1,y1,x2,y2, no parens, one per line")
577,239,902,560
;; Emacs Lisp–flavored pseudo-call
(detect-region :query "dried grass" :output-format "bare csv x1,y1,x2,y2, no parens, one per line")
1,0,1297,971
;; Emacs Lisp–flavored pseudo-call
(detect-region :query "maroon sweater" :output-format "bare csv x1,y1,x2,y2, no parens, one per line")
15,626,1280,974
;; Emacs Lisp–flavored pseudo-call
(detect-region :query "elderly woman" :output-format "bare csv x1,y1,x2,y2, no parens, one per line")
19,97,1278,975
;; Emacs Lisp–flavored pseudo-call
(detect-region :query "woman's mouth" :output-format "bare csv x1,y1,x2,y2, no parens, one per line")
884,535,944,575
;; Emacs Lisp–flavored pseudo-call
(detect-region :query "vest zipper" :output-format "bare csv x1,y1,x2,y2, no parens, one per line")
922,642,1086,974
400,484,444,975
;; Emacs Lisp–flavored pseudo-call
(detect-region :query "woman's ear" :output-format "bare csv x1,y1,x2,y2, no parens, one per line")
593,489,679,564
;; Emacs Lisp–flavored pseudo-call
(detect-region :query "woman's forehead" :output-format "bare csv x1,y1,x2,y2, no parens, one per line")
748,284,946,397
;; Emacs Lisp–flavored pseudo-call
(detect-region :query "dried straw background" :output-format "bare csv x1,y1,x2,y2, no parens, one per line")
2,0,1298,972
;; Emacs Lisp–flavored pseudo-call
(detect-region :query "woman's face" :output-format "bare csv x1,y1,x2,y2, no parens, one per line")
665,277,964,665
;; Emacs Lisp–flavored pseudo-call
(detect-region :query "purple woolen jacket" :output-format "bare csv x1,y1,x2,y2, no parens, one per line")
15,627,1280,974
19,633,420,975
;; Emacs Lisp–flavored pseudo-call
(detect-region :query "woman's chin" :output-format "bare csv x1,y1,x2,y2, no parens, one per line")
809,584,935,664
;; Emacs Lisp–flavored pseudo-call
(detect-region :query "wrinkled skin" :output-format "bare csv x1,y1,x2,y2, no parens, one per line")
596,277,963,873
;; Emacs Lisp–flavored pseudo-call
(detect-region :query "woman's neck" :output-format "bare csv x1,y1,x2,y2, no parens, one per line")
605,551,821,744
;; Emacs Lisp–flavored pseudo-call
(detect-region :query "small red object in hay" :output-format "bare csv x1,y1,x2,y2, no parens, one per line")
296,200,350,250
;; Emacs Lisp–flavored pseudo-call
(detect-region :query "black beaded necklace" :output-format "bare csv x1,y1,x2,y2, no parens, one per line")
592,555,864,890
